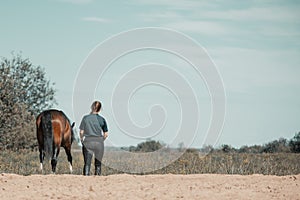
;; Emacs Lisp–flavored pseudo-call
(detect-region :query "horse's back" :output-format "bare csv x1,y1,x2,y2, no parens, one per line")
36,109,73,145
37,109,69,126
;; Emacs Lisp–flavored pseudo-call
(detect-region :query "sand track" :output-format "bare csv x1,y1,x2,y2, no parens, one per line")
0,173,299,200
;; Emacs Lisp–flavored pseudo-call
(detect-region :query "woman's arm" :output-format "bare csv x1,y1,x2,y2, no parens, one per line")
80,130,84,142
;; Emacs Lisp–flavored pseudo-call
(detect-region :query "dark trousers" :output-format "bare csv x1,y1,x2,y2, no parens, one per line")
82,136,104,176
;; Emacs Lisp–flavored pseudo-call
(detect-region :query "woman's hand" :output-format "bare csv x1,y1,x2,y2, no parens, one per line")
103,132,108,140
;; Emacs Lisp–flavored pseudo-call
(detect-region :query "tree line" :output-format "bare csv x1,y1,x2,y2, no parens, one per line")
215,133,300,154
125,132,300,154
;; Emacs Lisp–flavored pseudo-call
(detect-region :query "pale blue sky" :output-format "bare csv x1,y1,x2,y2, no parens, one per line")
1,0,299,148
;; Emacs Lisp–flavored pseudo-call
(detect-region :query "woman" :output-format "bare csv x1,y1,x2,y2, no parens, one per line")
79,100,108,176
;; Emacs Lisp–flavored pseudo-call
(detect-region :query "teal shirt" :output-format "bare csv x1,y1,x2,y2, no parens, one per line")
79,114,108,137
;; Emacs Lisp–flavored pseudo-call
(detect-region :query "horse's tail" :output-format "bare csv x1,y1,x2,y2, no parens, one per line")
41,110,53,160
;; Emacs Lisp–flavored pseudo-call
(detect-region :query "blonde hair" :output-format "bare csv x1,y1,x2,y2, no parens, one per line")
91,101,102,112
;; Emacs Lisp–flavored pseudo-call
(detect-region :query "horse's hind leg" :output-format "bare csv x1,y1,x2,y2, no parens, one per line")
64,146,73,173
51,146,60,173
39,148,44,172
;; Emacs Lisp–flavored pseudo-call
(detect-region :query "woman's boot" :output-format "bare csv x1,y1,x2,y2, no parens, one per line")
95,166,101,175
95,159,101,175
83,165,90,176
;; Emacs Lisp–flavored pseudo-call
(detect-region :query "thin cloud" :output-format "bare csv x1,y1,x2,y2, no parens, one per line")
129,0,208,11
197,6,300,23
138,11,182,22
134,0,300,39
58,0,93,4
82,17,112,23
164,21,229,35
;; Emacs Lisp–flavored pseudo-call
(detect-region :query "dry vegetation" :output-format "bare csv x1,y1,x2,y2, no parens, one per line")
1,148,299,176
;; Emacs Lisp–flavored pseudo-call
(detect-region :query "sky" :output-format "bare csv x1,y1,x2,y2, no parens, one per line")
0,0,299,148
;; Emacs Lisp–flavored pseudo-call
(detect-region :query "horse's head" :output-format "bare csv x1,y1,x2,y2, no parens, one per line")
70,122,81,146
70,122,76,142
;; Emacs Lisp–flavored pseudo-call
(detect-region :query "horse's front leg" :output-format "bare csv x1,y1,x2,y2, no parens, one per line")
51,146,60,173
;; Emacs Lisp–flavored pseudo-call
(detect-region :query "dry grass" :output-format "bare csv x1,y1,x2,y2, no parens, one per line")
0,149,299,176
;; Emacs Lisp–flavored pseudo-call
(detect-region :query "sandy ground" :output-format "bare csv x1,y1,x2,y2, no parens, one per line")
0,173,299,200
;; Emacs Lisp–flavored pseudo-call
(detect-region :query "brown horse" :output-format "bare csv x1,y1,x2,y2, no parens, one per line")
36,109,75,173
